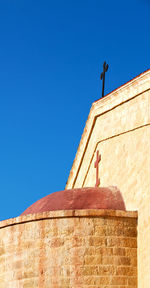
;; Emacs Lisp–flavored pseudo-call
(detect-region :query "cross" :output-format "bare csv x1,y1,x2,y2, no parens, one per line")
100,61,109,98
94,150,101,187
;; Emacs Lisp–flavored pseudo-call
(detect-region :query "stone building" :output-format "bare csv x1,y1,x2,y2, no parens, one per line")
66,69,150,288
0,69,149,287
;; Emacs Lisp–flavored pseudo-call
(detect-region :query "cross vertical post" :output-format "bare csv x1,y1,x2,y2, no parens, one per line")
100,61,109,98
94,150,101,187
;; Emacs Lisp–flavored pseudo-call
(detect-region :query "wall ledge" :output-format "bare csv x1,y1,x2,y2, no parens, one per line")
0,209,138,229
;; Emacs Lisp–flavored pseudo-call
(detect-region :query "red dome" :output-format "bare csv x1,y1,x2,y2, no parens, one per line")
21,186,125,216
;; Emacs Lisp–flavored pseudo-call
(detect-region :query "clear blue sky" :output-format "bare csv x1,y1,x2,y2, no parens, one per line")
0,0,149,220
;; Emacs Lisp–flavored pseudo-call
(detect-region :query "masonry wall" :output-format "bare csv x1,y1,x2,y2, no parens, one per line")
0,210,137,288
66,70,150,287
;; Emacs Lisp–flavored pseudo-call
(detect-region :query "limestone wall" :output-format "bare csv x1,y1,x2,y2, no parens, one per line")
66,70,150,287
0,210,137,288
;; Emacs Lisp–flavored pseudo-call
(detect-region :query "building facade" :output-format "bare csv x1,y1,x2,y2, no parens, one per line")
66,69,150,288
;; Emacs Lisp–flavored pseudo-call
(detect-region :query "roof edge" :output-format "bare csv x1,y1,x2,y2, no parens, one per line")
94,68,150,104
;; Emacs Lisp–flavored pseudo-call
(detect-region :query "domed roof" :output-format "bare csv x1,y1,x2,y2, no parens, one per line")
21,186,125,215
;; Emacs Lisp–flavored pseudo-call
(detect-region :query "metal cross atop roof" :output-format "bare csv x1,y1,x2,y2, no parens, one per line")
100,61,109,98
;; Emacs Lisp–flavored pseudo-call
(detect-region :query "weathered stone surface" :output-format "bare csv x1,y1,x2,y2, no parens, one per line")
66,69,150,288
0,209,137,288
21,186,125,215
